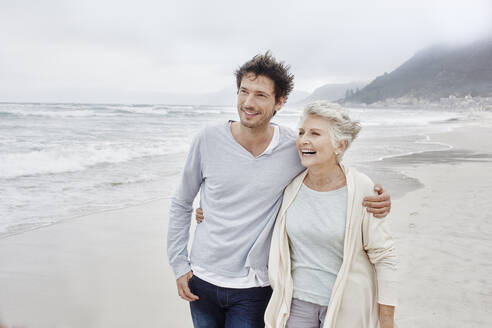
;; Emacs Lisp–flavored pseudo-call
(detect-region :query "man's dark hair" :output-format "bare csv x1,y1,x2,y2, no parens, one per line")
235,51,294,104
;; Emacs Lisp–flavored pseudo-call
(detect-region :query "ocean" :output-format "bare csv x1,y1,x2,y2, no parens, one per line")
0,102,466,237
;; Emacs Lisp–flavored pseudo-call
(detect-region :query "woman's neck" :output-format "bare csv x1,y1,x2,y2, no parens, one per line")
304,162,346,192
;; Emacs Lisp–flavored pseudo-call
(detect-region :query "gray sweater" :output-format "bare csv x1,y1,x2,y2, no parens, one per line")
167,122,304,279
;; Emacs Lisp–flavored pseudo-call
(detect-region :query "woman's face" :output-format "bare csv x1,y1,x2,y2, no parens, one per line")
296,114,343,169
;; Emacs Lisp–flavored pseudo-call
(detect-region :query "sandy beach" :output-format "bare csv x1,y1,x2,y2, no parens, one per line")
387,124,492,327
1,116,491,327
0,198,194,327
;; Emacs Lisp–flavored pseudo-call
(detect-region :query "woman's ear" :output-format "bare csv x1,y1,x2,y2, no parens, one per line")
337,140,348,154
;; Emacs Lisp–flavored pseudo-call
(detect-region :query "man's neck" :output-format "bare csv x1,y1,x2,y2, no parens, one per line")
230,122,274,158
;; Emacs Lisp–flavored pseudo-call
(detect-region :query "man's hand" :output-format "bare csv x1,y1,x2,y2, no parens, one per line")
379,303,395,328
363,184,391,218
176,271,199,302
195,208,204,224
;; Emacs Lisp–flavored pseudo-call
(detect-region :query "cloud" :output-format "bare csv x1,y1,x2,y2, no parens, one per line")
1,0,491,101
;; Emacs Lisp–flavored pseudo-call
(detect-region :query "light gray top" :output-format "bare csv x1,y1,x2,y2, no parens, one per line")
167,122,304,280
286,183,347,306
190,125,279,288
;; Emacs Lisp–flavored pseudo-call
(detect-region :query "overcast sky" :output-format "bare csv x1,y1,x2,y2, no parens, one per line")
1,0,491,103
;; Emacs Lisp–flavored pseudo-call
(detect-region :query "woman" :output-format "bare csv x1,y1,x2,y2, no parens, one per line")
264,101,397,328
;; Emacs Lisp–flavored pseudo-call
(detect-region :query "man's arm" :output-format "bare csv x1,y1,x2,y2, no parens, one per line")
363,183,391,218
167,133,204,301
196,185,392,221
379,304,395,328
195,207,204,224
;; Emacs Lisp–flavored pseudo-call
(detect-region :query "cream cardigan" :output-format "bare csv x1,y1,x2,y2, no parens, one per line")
265,166,398,328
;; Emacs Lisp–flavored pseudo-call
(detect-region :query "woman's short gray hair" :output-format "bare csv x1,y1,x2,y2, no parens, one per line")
300,101,361,161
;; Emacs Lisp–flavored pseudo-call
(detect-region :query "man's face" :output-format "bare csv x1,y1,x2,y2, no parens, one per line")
237,73,283,129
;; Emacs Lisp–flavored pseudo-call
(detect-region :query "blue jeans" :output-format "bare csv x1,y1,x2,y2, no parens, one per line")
188,275,272,328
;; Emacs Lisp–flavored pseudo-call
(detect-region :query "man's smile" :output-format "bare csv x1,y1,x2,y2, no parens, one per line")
241,107,260,117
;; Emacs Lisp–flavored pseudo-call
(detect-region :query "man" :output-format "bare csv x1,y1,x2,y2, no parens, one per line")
167,52,391,327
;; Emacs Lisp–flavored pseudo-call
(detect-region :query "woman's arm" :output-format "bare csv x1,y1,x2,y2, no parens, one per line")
362,207,398,304
379,304,395,328
361,187,398,325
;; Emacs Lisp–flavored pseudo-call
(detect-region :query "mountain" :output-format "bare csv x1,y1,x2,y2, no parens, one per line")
287,90,310,104
345,38,492,104
298,82,367,104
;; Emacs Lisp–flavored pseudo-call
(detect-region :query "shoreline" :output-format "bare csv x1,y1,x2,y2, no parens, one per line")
360,114,492,201
0,128,457,240
2,107,481,239
0,195,174,241
354,132,456,201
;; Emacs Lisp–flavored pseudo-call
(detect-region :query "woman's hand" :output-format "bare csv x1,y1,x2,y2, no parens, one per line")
195,208,204,224
363,184,391,218
379,303,395,328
